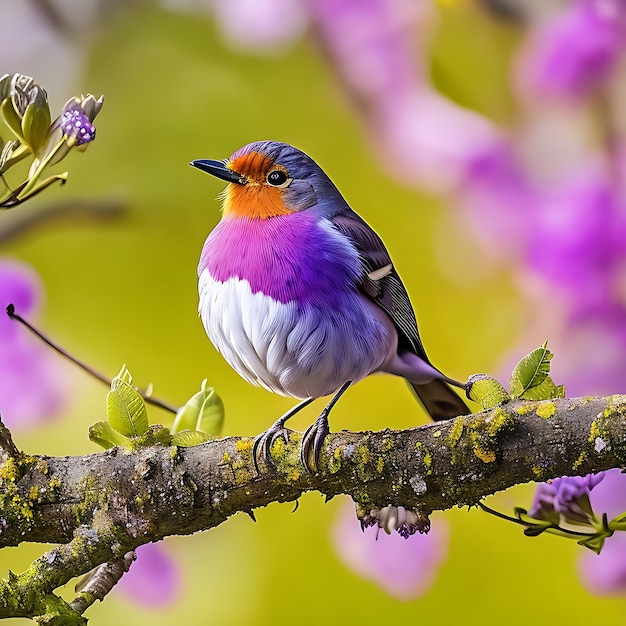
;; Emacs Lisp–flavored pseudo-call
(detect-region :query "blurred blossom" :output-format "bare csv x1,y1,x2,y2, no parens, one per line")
526,169,626,323
331,501,448,600
0,259,67,428
515,0,626,102
456,142,538,257
310,0,423,100
311,0,502,191
118,543,182,607
538,320,626,397
579,469,626,594
211,0,308,51
0,2,80,105
0,1,138,110
374,90,501,190
161,0,308,51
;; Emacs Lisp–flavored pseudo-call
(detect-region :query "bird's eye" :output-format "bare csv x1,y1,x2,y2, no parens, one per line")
266,169,289,187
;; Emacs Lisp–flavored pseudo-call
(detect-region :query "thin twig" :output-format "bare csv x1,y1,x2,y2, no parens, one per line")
5,304,179,414
0,198,125,244
478,501,596,538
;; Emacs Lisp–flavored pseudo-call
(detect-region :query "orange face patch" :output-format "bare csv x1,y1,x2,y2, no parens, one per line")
223,183,291,219
221,150,291,219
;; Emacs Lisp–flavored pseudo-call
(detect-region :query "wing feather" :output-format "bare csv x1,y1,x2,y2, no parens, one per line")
329,211,429,362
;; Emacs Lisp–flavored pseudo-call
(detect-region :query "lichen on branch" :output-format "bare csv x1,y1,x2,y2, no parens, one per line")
1,394,626,621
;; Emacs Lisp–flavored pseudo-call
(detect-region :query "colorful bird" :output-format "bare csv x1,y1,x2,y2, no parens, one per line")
192,141,468,471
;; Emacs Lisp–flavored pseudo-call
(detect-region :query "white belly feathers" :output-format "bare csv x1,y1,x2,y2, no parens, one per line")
198,270,395,399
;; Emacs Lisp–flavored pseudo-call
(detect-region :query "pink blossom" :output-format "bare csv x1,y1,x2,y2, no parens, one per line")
0,259,67,428
118,543,182,607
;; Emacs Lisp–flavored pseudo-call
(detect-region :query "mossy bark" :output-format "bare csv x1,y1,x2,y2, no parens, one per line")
1,395,626,620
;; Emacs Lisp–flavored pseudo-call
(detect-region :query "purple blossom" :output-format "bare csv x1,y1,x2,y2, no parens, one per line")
118,543,181,607
59,106,96,146
0,259,68,428
331,501,447,600
529,474,604,527
515,0,626,102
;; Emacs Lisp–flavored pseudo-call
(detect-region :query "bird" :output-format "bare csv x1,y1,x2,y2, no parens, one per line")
191,141,468,472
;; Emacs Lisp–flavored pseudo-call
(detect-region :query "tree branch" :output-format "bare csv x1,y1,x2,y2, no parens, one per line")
1,395,625,619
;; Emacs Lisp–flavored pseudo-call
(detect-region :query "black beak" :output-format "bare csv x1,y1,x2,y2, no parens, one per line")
190,159,245,184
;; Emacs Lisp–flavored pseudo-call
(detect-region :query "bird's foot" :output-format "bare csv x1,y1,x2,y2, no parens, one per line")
252,397,315,474
252,416,290,474
300,411,330,473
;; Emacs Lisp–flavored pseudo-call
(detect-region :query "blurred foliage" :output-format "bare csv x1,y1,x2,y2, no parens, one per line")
2,3,623,625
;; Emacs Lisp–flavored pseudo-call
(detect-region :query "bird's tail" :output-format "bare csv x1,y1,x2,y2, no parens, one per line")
407,379,469,421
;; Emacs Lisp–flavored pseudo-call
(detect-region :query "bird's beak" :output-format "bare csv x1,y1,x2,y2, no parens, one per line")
190,159,245,184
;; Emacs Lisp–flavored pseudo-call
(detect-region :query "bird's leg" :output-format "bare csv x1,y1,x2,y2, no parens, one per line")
252,397,315,473
301,381,352,473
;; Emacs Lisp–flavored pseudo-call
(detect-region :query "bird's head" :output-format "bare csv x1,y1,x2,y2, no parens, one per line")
191,141,345,219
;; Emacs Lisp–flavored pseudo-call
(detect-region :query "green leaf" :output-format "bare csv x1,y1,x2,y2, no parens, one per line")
523,525,549,537
465,374,510,409
0,75,11,103
0,97,24,141
509,342,554,399
515,507,559,527
171,380,224,436
106,365,149,437
170,430,213,447
577,533,609,555
21,100,50,153
114,363,133,385
518,375,566,401
14,172,67,204
89,421,131,450
0,140,29,174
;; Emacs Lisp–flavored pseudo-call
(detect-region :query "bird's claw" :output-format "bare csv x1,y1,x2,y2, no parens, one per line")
300,412,330,473
252,418,290,474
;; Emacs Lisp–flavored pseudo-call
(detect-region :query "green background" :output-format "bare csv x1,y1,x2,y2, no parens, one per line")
3,3,622,624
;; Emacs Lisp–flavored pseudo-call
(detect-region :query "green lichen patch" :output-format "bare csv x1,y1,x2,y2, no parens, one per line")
381,434,395,453
448,417,464,448
235,439,254,454
535,402,556,419
515,403,535,416
0,457,19,483
467,408,515,465
572,450,588,471
414,442,433,475
531,465,544,479
269,437,302,483
70,476,107,526
353,441,378,483
589,419,602,444
325,445,343,474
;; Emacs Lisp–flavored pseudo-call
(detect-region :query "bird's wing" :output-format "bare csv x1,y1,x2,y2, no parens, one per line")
329,211,429,362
